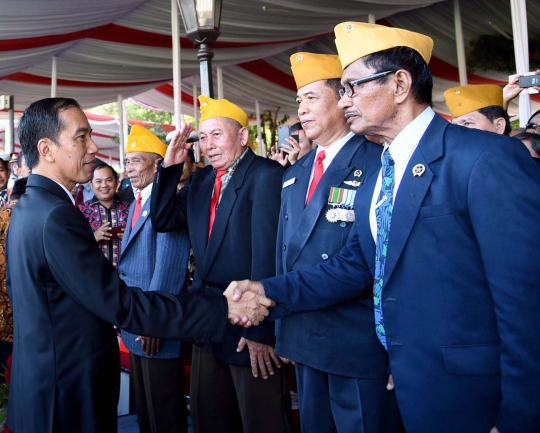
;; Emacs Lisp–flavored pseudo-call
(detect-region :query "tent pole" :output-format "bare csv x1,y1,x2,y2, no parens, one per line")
117,95,126,173
453,0,468,86
171,0,182,127
217,67,224,99
255,99,265,157
51,56,57,97
510,0,531,126
192,77,201,163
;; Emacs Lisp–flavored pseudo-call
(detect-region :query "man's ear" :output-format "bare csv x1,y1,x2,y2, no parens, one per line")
493,117,506,135
37,138,55,163
393,69,413,104
239,127,249,147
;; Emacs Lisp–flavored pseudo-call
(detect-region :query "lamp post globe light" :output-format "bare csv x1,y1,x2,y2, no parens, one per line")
177,0,223,98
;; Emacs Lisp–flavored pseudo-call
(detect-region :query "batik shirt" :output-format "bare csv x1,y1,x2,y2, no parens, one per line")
79,196,130,267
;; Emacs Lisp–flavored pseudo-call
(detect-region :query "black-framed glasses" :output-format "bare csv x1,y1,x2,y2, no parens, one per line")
339,70,395,98
526,123,539,131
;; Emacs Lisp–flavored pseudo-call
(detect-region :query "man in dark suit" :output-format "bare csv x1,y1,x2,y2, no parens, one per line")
151,96,291,433
5,98,271,433
230,23,540,433
276,51,400,432
119,125,190,433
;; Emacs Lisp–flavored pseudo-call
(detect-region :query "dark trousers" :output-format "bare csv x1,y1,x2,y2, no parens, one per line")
190,343,292,433
130,353,188,433
295,363,404,433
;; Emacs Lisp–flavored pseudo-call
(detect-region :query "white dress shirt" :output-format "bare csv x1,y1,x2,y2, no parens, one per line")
54,180,76,205
369,107,435,240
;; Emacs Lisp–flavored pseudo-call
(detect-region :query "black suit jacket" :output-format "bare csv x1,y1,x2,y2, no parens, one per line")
152,149,284,366
6,175,227,433
275,135,388,378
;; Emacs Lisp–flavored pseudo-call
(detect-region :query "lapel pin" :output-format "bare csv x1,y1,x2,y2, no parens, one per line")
354,170,362,177
412,164,426,177
142,210,148,218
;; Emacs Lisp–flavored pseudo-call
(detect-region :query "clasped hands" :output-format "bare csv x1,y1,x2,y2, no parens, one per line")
223,280,273,328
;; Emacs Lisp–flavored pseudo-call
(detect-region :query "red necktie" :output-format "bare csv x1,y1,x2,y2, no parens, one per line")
306,150,326,204
208,170,227,237
131,193,142,229
75,184,84,206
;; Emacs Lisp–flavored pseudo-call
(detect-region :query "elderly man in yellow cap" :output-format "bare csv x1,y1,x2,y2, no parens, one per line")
230,22,540,433
119,125,191,433
444,84,511,135
150,97,291,432
273,51,401,432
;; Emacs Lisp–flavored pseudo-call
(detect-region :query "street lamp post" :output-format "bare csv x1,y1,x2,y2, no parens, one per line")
177,0,223,98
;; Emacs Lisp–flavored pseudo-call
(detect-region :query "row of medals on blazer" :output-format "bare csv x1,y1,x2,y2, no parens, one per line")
325,163,426,224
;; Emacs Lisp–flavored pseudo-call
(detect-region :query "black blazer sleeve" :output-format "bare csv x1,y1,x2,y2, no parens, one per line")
151,163,189,232
45,202,227,344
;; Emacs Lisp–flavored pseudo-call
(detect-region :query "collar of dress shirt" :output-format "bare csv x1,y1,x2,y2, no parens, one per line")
138,182,153,208
315,131,355,171
53,180,75,205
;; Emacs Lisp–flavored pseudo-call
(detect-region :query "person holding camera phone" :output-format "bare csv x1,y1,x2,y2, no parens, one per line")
79,162,130,267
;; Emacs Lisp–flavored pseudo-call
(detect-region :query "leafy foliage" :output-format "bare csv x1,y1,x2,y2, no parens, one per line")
468,33,540,73
248,107,289,154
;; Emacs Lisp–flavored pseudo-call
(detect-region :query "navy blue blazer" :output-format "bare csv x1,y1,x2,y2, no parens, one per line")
275,135,387,378
262,116,540,433
119,193,191,359
152,149,284,367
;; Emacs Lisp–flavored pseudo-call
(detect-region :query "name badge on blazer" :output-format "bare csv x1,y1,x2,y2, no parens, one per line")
282,177,296,188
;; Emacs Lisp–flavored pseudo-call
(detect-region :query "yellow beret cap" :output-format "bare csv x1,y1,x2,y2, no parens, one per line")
290,52,342,89
126,124,167,158
334,22,434,69
444,84,504,118
199,95,249,127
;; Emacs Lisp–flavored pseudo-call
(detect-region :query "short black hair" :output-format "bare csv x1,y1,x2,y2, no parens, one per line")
0,158,8,173
290,122,302,134
478,106,511,136
360,46,433,105
18,97,81,169
527,109,540,125
11,177,28,200
92,163,118,182
514,131,540,154
324,78,342,99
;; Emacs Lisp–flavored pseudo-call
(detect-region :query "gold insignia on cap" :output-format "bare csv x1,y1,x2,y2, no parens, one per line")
412,164,425,177
354,170,362,177
202,102,208,107
345,23,354,32
131,142,137,148
444,84,504,118
290,52,342,89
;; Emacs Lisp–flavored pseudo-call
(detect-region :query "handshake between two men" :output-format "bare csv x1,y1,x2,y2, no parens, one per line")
224,280,269,327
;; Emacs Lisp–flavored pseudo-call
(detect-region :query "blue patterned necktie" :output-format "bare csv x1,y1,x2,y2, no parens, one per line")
373,148,395,349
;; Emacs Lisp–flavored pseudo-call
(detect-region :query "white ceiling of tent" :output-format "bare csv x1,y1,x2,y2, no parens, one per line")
0,0,539,157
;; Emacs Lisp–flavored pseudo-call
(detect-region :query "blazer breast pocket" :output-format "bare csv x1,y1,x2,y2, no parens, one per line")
442,343,500,376
418,203,455,219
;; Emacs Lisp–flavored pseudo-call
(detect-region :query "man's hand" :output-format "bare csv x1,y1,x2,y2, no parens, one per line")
268,144,289,167
237,337,281,379
223,282,273,327
135,336,161,356
229,279,267,301
94,222,111,242
162,123,194,168
281,137,301,164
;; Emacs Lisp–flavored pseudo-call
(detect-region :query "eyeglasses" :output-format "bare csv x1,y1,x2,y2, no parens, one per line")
526,123,539,131
339,70,395,98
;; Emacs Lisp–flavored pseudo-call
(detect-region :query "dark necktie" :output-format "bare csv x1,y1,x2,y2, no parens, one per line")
75,185,84,206
208,170,227,237
306,150,326,205
131,193,142,229
373,148,395,350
